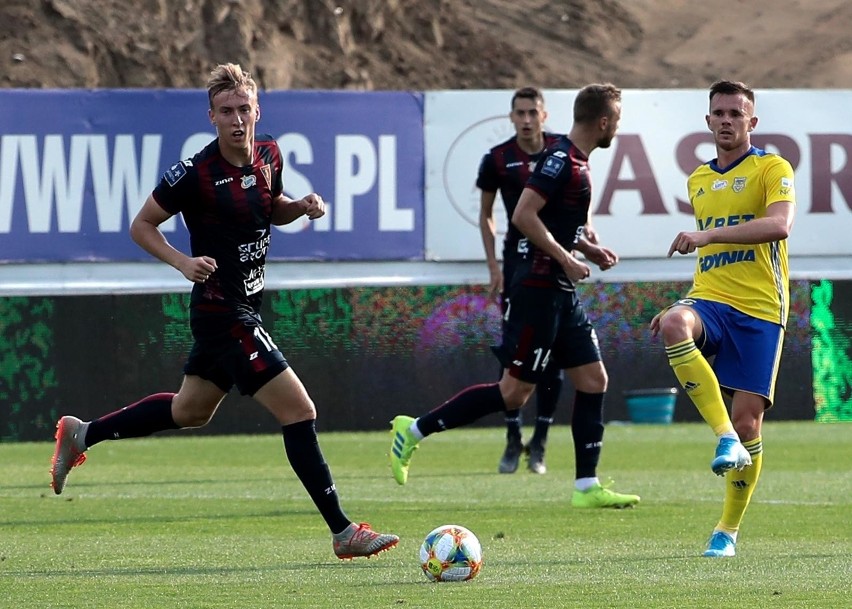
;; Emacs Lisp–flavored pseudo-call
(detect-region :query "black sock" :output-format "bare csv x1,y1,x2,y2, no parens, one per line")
84,393,179,447
531,368,562,447
571,390,605,479
504,410,522,443
417,383,506,437
282,419,350,535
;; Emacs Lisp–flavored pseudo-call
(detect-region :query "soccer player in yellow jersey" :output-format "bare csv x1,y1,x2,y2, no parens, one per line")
651,80,796,557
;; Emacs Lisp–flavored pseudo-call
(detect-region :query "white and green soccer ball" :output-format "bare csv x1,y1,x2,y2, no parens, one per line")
419,524,483,582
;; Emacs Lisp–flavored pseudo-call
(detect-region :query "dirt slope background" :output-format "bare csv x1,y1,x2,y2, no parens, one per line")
2,0,852,91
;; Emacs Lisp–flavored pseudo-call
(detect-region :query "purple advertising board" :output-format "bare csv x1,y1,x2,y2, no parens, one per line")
0,89,424,261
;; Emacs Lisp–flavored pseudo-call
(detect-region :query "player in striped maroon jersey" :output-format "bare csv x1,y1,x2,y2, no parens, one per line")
50,63,398,560
392,84,639,509
477,87,563,475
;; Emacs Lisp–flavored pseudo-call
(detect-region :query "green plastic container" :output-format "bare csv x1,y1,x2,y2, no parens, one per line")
623,387,678,424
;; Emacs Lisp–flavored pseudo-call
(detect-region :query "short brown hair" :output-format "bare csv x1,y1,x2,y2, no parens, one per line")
709,80,755,105
573,83,621,124
511,86,545,110
206,63,258,108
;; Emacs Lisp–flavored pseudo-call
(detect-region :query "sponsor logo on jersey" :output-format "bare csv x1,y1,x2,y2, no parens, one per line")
698,214,755,230
245,275,264,295
711,179,728,191
733,177,747,192
244,266,265,296
241,174,257,189
781,177,793,188
239,232,270,262
698,248,756,272
695,187,705,198
214,176,234,186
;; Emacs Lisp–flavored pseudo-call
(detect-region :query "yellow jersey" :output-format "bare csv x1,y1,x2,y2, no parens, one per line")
685,146,795,327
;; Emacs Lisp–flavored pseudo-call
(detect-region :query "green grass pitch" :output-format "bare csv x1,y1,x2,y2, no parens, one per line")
0,421,849,608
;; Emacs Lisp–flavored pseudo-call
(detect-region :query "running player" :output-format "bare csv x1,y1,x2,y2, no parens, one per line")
50,63,398,561
391,84,640,509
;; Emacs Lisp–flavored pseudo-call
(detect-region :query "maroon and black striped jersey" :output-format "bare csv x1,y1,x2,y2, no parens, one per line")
518,136,592,291
476,132,560,258
152,134,284,313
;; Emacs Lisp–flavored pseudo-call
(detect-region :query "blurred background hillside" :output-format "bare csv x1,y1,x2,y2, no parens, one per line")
3,0,852,90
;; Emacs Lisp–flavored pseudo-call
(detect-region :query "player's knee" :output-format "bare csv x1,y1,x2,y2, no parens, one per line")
268,399,317,426
569,361,607,394
498,380,534,410
659,309,693,344
296,401,317,421
176,410,215,428
576,369,607,393
504,392,530,410
171,400,218,428
733,418,760,442
731,405,764,441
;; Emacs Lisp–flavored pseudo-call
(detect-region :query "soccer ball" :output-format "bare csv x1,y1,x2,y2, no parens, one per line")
419,524,483,582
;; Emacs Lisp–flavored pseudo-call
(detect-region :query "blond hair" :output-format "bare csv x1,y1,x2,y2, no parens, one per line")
206,63,258,108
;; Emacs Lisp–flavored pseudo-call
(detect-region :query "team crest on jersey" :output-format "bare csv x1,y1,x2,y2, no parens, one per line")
541,155,565,177
241,174,257,189
732,177,747,192
260,164,272,190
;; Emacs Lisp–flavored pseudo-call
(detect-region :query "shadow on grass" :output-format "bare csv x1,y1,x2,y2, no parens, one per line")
0,507,315,528
11,559,404,579
6,468,507,494
5,475,289,491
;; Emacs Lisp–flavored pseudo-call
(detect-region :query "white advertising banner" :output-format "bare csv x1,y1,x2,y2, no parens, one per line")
425,89,852,260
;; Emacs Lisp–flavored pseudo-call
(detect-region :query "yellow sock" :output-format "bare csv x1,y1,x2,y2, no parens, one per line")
717,437,764,535
666,339,734,436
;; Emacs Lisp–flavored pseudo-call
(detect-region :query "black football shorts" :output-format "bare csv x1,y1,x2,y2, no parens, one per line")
184,310,288,396
493,285,601,383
